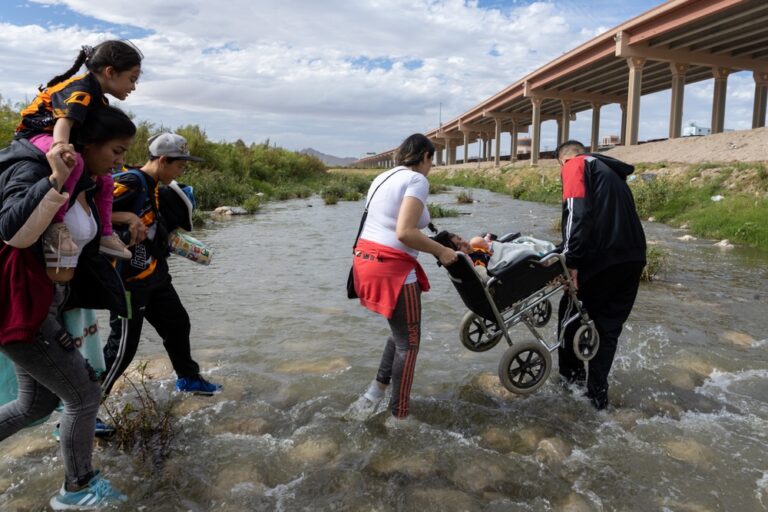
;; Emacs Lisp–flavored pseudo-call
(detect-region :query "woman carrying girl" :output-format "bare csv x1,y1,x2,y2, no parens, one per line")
0,105,136,509
350,133,457,424
16,40,143,265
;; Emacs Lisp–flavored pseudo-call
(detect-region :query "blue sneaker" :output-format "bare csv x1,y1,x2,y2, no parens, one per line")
52,418,115,442
94,417,116,438
175,375,221,396
49,471,127,510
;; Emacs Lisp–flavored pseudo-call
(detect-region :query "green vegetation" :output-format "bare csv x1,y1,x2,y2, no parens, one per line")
628,164,768,248
642,246,667,282
427,202,459,218
104,362,178,469
0,100,362,213
429,161,768,249
0,96,17,147
456,190,474,204
429,182,450,194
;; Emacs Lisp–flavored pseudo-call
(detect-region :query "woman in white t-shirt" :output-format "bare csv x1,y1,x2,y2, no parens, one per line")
350,133,457,424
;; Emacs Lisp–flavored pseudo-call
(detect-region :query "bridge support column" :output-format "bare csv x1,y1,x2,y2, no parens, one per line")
530,97,542,166
590,103,601,152
560,100,571,144
625,57,645,146
669,63,688,139
509,121,518,163
752,71,768,129
619,103,627,145
711,67,730,134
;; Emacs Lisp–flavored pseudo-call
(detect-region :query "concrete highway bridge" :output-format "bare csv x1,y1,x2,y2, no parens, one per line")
355,0,768,168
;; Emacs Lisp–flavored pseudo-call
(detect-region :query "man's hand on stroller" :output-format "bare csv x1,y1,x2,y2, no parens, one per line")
565,268,579,291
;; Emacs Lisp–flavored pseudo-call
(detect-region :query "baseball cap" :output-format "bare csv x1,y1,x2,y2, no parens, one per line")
148,132,204,162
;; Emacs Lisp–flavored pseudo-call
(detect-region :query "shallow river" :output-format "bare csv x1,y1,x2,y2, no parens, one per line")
1,187,767,511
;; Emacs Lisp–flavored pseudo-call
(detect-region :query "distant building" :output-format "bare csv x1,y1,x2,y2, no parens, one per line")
517,137,531,154
601,134,620,146
682,122,711,136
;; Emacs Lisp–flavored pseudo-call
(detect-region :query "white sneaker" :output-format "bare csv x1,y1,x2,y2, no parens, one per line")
363,380,386,402
344,380,387,420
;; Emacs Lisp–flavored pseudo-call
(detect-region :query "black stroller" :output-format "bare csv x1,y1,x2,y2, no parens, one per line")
443,234,599,394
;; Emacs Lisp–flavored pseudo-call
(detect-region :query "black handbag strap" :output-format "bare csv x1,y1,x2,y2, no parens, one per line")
351,168,406,251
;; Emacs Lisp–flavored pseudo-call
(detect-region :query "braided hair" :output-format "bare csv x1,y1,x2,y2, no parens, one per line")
44,40,143,89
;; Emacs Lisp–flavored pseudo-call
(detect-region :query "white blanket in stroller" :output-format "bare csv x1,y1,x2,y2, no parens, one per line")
487,236,556,275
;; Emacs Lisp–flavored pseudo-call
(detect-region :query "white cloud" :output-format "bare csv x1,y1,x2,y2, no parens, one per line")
0,1,759,158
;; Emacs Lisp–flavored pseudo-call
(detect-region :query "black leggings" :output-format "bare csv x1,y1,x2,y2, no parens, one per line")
558,261,643,406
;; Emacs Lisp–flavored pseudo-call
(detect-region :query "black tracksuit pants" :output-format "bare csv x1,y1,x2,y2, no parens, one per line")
102,275,200,395
557,261,644,408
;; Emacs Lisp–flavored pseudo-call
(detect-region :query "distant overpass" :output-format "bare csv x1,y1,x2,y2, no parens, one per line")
356,0,768,168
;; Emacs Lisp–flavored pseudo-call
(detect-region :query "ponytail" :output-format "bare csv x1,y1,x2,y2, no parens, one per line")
43,40,142,90
395,133,435,167
44,46,90,89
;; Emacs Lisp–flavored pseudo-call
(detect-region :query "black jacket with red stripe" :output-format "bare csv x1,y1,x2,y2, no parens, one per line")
560,153,646,284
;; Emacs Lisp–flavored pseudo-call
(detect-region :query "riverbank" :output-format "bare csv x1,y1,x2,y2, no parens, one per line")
334,129,768,249
416,154,768,249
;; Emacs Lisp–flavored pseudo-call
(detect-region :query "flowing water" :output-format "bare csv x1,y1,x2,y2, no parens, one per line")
1,188,767,511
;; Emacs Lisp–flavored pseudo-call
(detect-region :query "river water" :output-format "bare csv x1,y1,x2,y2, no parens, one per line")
1,187,767,511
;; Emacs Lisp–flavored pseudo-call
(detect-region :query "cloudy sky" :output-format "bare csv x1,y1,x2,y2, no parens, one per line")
0,0,759,158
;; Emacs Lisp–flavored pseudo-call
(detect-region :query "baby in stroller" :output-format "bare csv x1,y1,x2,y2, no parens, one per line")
434,231,556,282
433,230,599,395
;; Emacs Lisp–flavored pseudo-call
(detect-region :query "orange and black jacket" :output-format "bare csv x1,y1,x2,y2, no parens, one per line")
112,169,170,288
15,72,107,140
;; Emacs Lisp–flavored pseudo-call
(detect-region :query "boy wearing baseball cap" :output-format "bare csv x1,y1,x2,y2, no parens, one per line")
103,132,221,396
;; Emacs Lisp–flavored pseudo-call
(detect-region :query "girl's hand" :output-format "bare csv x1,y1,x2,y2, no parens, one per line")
46,142,76,188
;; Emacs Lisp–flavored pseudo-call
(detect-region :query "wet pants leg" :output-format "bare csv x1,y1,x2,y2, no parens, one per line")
142,278,199,380
558,262,643,408
375,283,421,419
103,277,199,396
0,336,100,489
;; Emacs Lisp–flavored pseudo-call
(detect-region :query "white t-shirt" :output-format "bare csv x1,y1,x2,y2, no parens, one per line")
359,167,430,260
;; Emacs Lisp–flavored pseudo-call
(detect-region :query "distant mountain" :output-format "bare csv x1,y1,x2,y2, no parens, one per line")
299,148,357,167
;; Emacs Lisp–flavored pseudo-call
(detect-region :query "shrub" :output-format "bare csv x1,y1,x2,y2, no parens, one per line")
428,202,459,218
642,246,667,282
430,182,450,194
103,362,178,470
456,190,474,204
242,194,262,213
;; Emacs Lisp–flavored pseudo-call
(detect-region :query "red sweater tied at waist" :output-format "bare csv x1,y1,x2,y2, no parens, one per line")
0,243,53,345
352,238,430,319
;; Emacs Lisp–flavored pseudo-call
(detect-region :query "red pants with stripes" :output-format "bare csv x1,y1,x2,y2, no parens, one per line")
375,282,421,419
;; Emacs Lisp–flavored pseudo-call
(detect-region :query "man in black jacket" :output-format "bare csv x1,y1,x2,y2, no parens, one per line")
555,140,646,410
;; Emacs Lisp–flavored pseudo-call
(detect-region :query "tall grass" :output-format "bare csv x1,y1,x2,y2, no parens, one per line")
428,203,459,218
629,172,768,247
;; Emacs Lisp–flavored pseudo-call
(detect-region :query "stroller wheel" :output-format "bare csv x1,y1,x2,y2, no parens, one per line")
530,299,552,327
498,341,552,394
573,324,600,361
459,311,503,352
